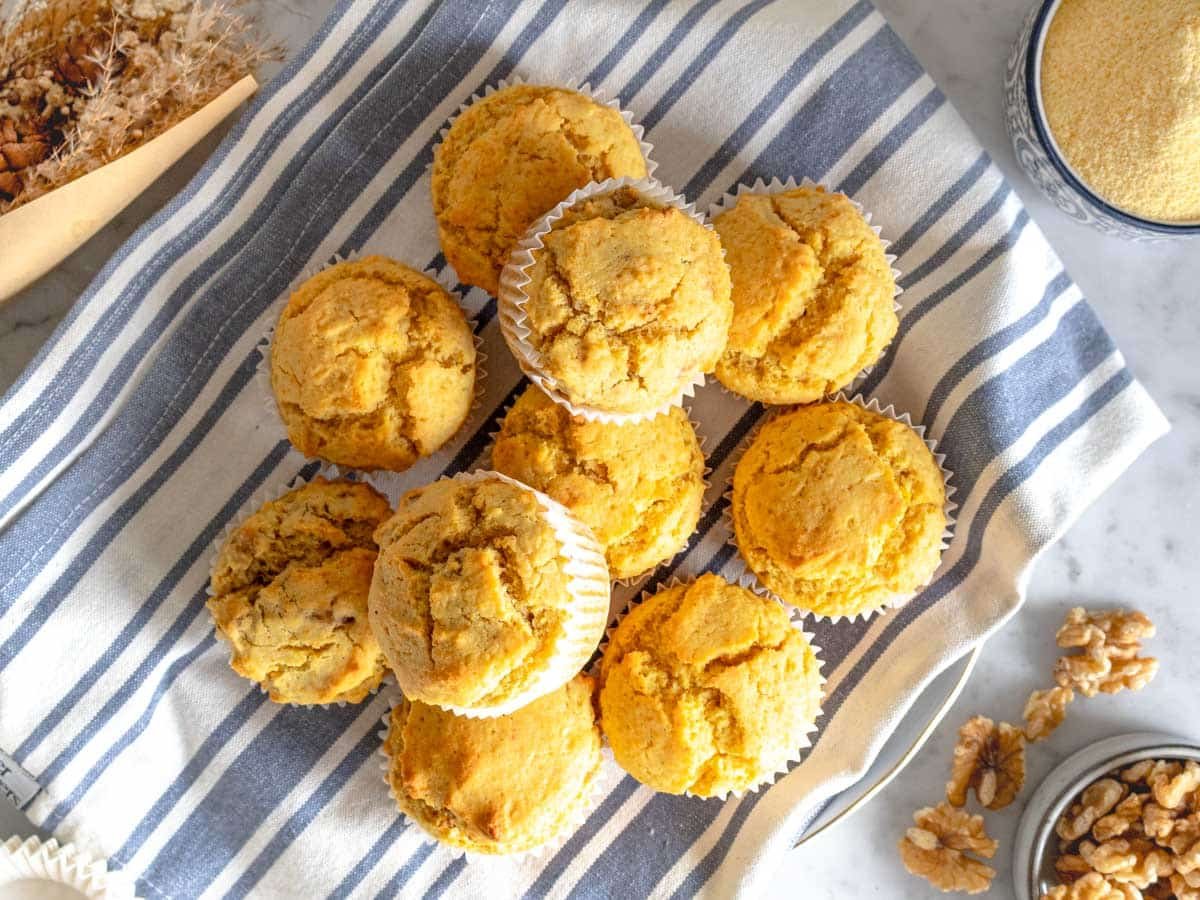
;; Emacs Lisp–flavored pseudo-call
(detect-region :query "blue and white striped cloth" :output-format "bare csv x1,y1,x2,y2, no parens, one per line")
0,1,1169,897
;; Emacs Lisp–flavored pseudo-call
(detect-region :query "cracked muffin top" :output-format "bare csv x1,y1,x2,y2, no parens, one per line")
492,385,705,580
432,84,648,295
382,674,602,854
712,185,897,404
731,401,946,618
269,255,476,472
597,574,823,797
519,186,732,416
367,475,579,712
207,477,392,705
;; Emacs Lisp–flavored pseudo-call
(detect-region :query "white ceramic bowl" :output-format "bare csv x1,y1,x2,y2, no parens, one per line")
1013,731,1200,900
1003,0,1200,241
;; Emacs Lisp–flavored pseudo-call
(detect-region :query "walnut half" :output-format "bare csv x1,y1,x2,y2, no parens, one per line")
947,716,1026,810
899,802,997,894
1042,871,1144,899
1054,608,1158,698
1025,686,1075,742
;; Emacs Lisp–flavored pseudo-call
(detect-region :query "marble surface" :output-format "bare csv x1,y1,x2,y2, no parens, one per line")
2,1,1198,898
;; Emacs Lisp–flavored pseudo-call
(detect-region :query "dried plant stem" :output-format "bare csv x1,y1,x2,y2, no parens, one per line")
0,0,280,213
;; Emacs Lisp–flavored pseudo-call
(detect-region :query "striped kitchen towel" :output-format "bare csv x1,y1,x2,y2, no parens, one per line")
0,1,1169,897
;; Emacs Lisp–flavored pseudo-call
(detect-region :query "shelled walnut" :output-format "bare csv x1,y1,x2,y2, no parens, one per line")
1053,608,1158,697
898,802,997,894
1025,686,1075,742
1044,758,1200,899
947,716,1026,811
1043,872,1144,899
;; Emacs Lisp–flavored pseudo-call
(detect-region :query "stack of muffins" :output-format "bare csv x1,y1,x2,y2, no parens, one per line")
206,82,950,856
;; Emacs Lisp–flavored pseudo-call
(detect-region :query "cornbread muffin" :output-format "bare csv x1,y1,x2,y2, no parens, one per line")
270,256,476,471
731,401,947,618
597,575,823,796
1041,0,1200,223
517,187,732,416
491,386,705,580
382,674,603,854
368,474,606,713
432,84,648,295
208,478,391,704
712,185,898,404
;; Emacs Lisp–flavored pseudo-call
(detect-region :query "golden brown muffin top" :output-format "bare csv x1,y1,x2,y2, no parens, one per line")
491,386,705,580
713,185,897,404
731,401,946,618
367,475,573,710
383,674,603,854
270,256,476,472
521,187,732,416
597,575,823,797
432,84,648,295
208,477,391,704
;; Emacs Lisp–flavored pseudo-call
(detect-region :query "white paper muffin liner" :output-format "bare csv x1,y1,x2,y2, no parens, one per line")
0,835,137,899
707,176,904,399
374,692,606,862
205,466,393,708
594,576,826,800
253,252,486,474
497,176,718,424
722,393,958,624
385,470,610,718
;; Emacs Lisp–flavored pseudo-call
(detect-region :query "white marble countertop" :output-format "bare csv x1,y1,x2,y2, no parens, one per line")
2,1,1197,898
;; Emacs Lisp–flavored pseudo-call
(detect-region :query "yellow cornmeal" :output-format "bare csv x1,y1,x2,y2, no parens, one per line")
521,187,732,416
713,185,898,404
597,575,823,797
208,478,391,704
491,386,705,581
270,256,476,472
367,476,576,712
1041,0,1200,223
731,401,946,619
383,674,602,854
432,84,648,295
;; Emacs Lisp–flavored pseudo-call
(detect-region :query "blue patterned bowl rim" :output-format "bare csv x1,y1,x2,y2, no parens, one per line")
1025,0,1200,235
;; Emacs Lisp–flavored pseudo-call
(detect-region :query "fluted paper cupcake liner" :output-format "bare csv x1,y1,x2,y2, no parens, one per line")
498,177,716,424
422,470,610,718
594,576,826,800
253,252,486,474
722,393,957,624
205,466,392,707
0,835,137,899
708,176,904,397
374,694,606,862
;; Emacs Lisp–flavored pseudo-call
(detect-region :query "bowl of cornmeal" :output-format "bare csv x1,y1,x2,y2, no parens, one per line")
1004,0,1200,239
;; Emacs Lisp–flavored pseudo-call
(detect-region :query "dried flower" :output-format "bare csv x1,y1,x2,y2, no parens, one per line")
0,0,280,211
